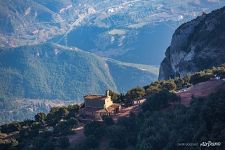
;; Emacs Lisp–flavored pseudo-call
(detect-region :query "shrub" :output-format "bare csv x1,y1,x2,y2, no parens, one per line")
85,135,99,149
102,116,114,126
161,80,177,91
126,87,145,100
58,136,70,148
84,121,105,138
190,72,213,84
1,122,21,134
67,105,80,118
106,125,127,149
142,90,180,112
0,138,18,150
34,112,46,123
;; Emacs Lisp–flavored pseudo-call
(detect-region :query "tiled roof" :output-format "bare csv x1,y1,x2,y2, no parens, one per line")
84,95,107,101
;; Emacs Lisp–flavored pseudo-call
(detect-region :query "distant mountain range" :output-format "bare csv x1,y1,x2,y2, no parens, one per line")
0,42,158,123
1,0,224,64
0,0,224,99
0,43,158,101
0,0,225,123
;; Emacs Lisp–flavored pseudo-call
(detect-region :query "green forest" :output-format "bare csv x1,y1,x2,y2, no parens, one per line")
1,64,225,150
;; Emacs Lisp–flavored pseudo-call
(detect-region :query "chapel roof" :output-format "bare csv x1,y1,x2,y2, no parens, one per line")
84,95,107,101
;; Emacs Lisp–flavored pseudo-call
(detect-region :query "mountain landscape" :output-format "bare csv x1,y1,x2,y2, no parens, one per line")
0,42,158,124
0,0,224,95
1,0,223,123
1,0,225,64
0,58,225,149
0,43,158,100
159,6,225,80
0,1,225,149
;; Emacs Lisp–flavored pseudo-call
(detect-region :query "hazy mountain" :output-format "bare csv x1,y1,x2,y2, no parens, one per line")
0,43,158,101
106,58,158,92
1,0,224,65
0,42,158,124
0,0,224,104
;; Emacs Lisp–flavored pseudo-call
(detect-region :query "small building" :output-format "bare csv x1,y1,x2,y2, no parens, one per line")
79,90,121,120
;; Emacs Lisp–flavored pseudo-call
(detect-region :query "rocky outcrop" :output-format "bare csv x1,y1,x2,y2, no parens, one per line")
159,6,225,80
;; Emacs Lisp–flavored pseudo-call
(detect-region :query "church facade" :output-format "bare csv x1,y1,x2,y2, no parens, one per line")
79,90,121,120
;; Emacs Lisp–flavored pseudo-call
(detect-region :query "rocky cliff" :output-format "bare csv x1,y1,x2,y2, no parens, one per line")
159,6,225,80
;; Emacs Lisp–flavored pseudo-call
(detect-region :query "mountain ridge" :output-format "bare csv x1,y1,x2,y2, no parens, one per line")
0,42,158,100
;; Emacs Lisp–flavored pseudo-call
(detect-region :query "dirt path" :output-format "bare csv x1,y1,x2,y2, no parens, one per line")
113,99,145,120
177,80,225,106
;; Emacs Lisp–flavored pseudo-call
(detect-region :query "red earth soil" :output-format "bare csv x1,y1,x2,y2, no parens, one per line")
176,79,225,106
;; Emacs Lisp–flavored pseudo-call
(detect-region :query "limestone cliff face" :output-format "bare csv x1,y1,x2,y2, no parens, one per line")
159,6,225,80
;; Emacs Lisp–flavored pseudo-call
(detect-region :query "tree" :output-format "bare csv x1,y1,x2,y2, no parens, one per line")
1,122,21,133
20,119,35,127
0,138,18,150
146,85,160,96
46,107,69,126
54,121,73,136
213,67,225,76
85,135,99,149
145,81,162,96
190,72,213,84
142,90,180,112
138,89,225,150
42,141,55,150
32,137,45,149
67,118,79,128
58,136,70,148
102,115,114,126
35,112,46,123
117,115,139,146
126,87,145,101
161,80,177,91
84,121,105,138
57,107,69,119
174,78,184,90
106,125,127,149
109,90,120,103
67,104,80,118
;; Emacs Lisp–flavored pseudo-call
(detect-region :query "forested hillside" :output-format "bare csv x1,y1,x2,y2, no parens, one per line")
0,43,117,100
1,64,225,150
0,43,158,101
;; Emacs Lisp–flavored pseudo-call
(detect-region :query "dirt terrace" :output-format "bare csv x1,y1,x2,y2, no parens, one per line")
112,99,145,120
176,79,225,106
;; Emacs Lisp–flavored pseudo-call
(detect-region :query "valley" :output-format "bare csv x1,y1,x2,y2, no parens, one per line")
1,64,225,149
0,2,225,149
0,43,158,123
0,98,74,125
